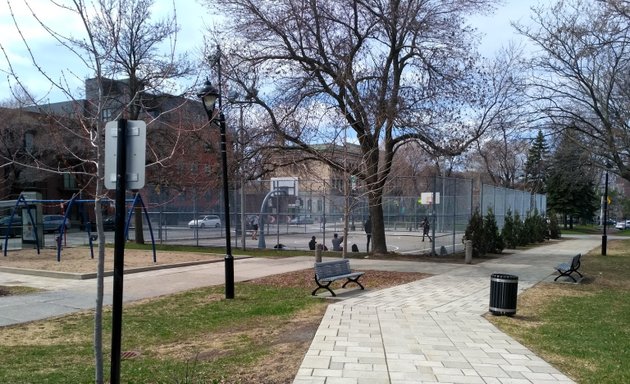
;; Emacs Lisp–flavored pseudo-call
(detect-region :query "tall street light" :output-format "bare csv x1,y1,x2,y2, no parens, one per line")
198,77,235,299
602,167,609,256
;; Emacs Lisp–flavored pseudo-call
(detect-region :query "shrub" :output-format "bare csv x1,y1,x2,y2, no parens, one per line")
502,209,518,249
514,211,529,246
527,209,545,243
483,208,504,253
523,214,536,245
548,211,561,239
465,208,485,257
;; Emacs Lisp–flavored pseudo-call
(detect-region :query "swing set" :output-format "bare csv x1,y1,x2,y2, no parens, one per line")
2,192,156,263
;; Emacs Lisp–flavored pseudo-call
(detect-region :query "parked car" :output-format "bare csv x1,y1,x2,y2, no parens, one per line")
43,215,71,233
85,215,118,231
289,215,314,225
188,215,221,228
615,221,626,230
0,215,22,237
103,215,117,231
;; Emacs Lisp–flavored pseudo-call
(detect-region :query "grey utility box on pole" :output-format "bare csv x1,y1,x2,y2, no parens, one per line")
104,120,147,190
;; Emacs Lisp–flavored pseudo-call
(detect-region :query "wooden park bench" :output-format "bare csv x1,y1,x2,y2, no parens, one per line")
554,253,583,282
312,259,365,297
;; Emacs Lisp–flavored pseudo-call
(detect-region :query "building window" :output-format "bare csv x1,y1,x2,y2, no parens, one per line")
102,108,114,121
24,132,34,153
332,178,344,191
63,173,78,190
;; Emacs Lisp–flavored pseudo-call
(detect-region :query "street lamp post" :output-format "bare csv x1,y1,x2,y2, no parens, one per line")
198,77,235,299
602,169,609,256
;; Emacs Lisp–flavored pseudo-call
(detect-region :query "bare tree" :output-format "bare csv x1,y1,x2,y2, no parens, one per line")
1,1,196,382
205,0,521,253
516,0,630,181
90,0,193,244
469,134,529,188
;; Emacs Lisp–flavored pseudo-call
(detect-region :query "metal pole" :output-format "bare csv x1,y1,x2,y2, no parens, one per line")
239,106,246,249
110,119,128,384
214,45,234,299
602,170,608,256
218,112,235,299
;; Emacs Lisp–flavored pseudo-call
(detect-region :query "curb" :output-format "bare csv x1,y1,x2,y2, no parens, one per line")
0,257,251,280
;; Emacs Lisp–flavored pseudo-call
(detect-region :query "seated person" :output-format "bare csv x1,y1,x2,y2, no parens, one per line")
331,233,343,251
308,236,317,250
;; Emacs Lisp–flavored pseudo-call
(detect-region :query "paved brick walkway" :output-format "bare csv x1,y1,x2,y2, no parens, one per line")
294,238,599,383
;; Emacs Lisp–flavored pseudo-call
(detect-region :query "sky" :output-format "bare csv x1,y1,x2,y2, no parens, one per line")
0,0,542,104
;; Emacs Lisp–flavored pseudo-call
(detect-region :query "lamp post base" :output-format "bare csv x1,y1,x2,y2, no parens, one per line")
225,255,234,299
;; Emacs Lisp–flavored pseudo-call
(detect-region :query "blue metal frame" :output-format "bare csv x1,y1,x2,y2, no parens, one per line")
3,193,156,264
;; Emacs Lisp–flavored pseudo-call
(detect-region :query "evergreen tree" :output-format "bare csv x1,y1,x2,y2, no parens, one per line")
483,208,504,253
465,208,485,257
523,214,536,245
524,130,549,194
548,211,561,239
514,211,528,246
502,209,518,248
547,128,599,227
530,209,546,243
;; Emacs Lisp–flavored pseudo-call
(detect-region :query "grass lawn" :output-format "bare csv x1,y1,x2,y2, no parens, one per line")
561,224,630,236
487,239,630,384
0,282,326,383
0,285,42,296
0,266,426,383
2,239,628,382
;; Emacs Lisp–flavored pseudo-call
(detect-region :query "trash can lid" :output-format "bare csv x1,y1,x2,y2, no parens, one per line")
491,273,518,279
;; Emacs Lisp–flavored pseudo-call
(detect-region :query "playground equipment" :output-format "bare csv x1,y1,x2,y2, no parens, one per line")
2,192,156,263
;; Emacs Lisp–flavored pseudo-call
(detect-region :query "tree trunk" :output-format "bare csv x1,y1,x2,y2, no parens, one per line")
369,193,387,254
94,198,105,384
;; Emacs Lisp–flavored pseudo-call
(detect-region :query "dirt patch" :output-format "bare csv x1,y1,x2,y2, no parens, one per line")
0,246,222,274
220,268,431,383
149,269,430,384
249,267,431,292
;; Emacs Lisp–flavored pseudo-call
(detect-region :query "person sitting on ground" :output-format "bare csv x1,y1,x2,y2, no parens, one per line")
331,233,343,251
308,236,317,250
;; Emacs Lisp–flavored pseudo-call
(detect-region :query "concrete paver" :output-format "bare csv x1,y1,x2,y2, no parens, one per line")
294,238,598,383
0,236,599,383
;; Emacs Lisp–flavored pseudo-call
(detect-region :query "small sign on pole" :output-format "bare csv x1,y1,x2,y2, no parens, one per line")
104,120,146,190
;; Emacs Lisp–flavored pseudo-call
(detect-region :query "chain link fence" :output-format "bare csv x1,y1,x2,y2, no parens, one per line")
121,177,545,255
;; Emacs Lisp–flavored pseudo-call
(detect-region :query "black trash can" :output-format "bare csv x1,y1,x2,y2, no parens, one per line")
489,273,518,316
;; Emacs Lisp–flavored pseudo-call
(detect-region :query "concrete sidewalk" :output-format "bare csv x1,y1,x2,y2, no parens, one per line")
294,238,599,384
0,256,316,326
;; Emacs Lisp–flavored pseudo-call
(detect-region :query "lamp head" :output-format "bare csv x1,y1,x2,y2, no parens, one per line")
197,80,220,115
